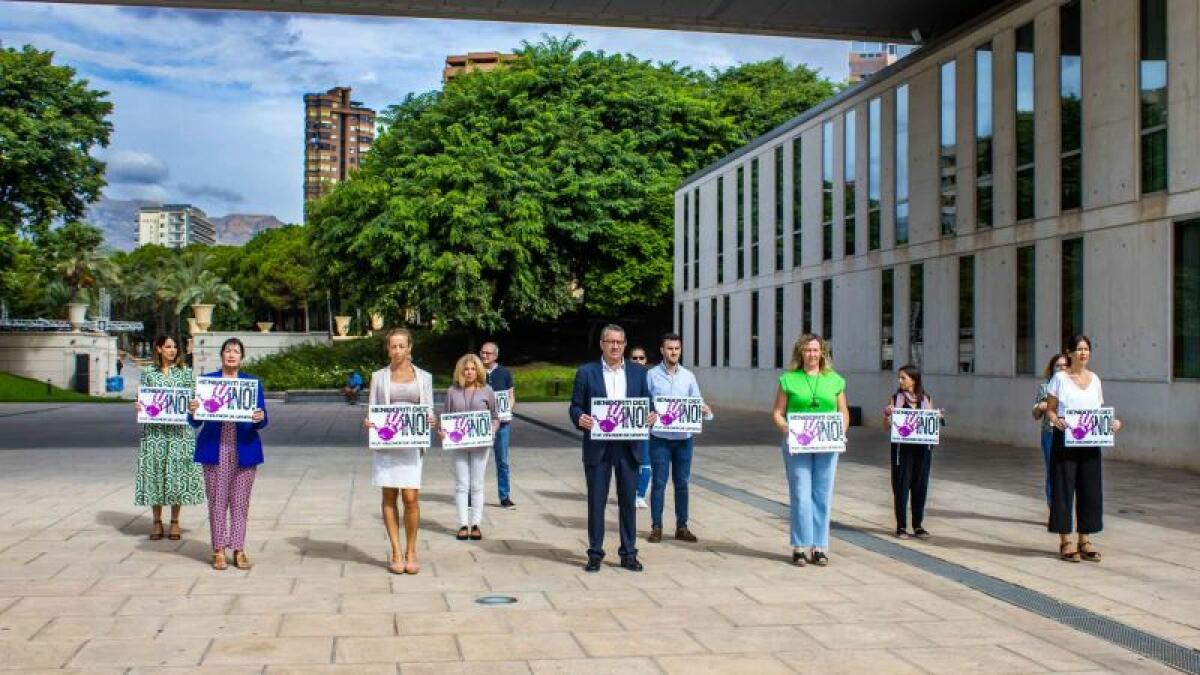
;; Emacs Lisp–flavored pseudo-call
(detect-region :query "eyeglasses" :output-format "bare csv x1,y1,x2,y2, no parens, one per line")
601,340,626,346
630,355,646,362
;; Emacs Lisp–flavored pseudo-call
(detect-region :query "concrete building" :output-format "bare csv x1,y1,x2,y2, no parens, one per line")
849,41,919,83
137,204,216,248
303,86,376,203
443,52,518,82
675,0,1200,470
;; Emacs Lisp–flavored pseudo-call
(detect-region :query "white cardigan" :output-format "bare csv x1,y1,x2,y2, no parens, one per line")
368,364,434,408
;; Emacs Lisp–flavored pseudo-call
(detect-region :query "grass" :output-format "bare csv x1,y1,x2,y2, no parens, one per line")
0,372,127,403
509,362,577,402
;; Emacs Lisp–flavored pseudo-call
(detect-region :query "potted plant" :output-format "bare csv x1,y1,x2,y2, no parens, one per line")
257,321,274,333
56,247,118,332
173,269,240,334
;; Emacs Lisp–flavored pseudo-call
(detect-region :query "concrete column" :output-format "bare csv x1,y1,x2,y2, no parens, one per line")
1034,5,1061,219
855,100,870,257
907,66,940,245
1035,237,1061,363
1168,0,1200,193
975,246,1017,375
993,28,1017,228
925,256,958,374
881,89,898,250
803,125,823,268
1081,0,1138,208
957,48,977,235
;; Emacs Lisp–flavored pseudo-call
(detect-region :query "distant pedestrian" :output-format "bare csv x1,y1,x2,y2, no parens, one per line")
343,370,364,405
133,334,203,542
882,364,942,540
365,328,434,574
480,342,516,507
1033,353,1069,509
771,334,849,567
1042,335,1123,562
627,346,652,509
188,338,268,571
115,357,124,376
442,354,500,541
646,333,712,544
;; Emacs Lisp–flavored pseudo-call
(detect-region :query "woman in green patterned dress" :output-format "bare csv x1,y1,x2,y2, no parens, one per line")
134,335,205,540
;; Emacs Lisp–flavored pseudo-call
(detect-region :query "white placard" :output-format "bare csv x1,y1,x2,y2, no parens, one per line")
193,377,259,422
136,386,192,425
440,410,494,449
589,397,651,440
1063,407,1116,447
495,389,513,422
786,412,846,454
651,396,704,434
889,408,941,445
369,404,432,449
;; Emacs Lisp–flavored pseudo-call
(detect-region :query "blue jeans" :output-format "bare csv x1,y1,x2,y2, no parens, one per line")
493,423,511,501
649,436,693,529
780,444,838,548
636,440,651,498
1040,428,1053,505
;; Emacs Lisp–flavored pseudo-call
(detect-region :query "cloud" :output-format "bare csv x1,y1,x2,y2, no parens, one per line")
103,149,169,185
178,183,246,205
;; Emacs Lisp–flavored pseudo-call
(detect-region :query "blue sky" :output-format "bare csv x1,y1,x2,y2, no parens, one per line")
0,2,850,223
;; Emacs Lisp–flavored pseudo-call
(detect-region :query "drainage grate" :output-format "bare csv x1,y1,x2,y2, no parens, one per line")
475,595,518,605
692,474,1200,674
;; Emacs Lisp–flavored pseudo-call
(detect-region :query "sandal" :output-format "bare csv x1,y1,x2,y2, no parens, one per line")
470,525,482,541
149,520,164,541
233,551,252,570
1078,541,1101,562
387,550,405,575
456,527,469,541
791,549,807,566
168,520,181,541
811,550,829,566
404,554,421,575
211,550,228,571
1059,541,1081,562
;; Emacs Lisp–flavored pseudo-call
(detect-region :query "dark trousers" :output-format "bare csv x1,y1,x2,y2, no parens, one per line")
649,437,693,529
890,444,932,530
1048,430,1103,535
584,444,638,561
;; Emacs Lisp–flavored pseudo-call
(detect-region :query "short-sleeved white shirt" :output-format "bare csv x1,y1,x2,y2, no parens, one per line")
1045,370,1104,417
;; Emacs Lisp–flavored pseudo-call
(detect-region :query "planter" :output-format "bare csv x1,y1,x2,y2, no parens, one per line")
191,303,214,333
256,322,274,333
334,315,351,337
369,312,384,333
66,302,88,332
186,318,199,335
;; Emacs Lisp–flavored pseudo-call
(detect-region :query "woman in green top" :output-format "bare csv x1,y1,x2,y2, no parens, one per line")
133,335,205,540
771,334,850,566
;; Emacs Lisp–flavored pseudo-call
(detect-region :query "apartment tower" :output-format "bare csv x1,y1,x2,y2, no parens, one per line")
303,86,376,204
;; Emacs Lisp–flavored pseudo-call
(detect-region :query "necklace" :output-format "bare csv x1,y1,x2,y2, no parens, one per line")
802,370,821,409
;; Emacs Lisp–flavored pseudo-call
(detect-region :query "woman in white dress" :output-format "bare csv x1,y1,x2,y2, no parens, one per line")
364,328,434,574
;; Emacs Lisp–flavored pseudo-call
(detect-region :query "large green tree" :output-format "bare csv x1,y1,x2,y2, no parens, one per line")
707,58,842,143
232,226,315,329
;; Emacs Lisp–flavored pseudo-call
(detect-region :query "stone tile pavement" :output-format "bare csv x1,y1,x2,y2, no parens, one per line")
0,401,1197,672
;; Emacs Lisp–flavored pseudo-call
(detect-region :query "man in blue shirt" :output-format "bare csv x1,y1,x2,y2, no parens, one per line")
646,332,712,544
481,342,516,507
343,370,364,405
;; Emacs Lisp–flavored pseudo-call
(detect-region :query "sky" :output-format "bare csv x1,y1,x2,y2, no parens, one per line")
0,1,850,223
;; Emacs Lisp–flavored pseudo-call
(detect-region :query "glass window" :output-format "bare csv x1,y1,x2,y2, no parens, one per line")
895,85,910,245
881,268,894,370
940,61,957,236
1061,0,1083,211
976,44,994,228
752,158,760,276
737,166,746,279
693,189,700,287
1174,220,1200,377
775,146,785,271
844,110,857,257
822,279,833,340
682,194,689,290
1062,237,1084,351
868,98,882,251
803,282,813,334
717,177,724,284
822,121,834,260
722,295,731,367
959,255,975,373
1016,245,1036,374
1015,23,1036,221
775,287,785,368
792,137,803,267
1140,0,1168,194
710,297,718,367
909,264,924,366
694,299,701,367
751,290,760,368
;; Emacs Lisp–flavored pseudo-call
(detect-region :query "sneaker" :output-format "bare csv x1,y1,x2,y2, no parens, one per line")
674,527,698,543
636,497,648,509
500,498,516,508
895,528,911,539
913,528,931,540
647,527,662,543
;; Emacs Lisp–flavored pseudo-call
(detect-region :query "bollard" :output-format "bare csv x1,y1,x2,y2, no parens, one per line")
46,379,52,395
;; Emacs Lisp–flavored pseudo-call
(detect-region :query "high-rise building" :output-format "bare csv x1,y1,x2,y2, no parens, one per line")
443,52,518,82
303,86,376,204
848,41,918,83
137,204,216,248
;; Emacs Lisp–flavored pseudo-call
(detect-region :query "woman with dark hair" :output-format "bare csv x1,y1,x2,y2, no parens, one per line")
882,364,942,539
188,337,268,570
133,335,204,540
1033,352,1070,508
1042,335,1122,562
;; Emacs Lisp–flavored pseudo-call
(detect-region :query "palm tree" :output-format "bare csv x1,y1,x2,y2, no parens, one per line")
55,248,120,307
172,269,240,315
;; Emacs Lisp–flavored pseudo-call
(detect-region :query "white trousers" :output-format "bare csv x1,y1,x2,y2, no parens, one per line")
452,447,491,526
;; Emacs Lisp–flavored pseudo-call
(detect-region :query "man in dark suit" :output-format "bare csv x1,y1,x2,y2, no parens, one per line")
569,324,657,572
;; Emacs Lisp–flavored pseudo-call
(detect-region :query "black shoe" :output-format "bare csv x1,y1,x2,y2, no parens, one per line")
470,525,482,541
584,558,602,573
913,527,930,540
675,527,698,543
620,557,644,572
811,550,829,566
895,528,911,539
456,527,469,541
500,498,515,508
791,550,807,566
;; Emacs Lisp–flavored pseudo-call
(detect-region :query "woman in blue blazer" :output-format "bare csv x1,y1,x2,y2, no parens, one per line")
188,337,268,570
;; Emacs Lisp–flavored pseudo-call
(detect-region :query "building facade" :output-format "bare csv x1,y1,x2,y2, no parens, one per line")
137,204,216,248
443,52,518,82
675,0,1200,470
849,41,918,83
303,86,376,203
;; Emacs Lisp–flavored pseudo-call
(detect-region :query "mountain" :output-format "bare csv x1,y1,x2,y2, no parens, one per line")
210,214,286,245
85,198,286,249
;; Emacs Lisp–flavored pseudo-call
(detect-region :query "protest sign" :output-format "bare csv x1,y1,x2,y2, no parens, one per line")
786,412,847,453
136,387,192,425
440,410,494,450
369,404,432,449
589,397,651,441
193,377,259,423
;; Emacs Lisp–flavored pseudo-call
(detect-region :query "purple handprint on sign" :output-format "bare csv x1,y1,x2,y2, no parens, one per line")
144,391,168,418
598,404,627,433
447,416,467,443
791,418,820,447
659,400,683,427
201,382,233,413
896,411,919,438
376,410,408,441
1070,412,1095,441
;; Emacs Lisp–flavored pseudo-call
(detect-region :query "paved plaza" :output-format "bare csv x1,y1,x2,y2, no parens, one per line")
1,401,1199,673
